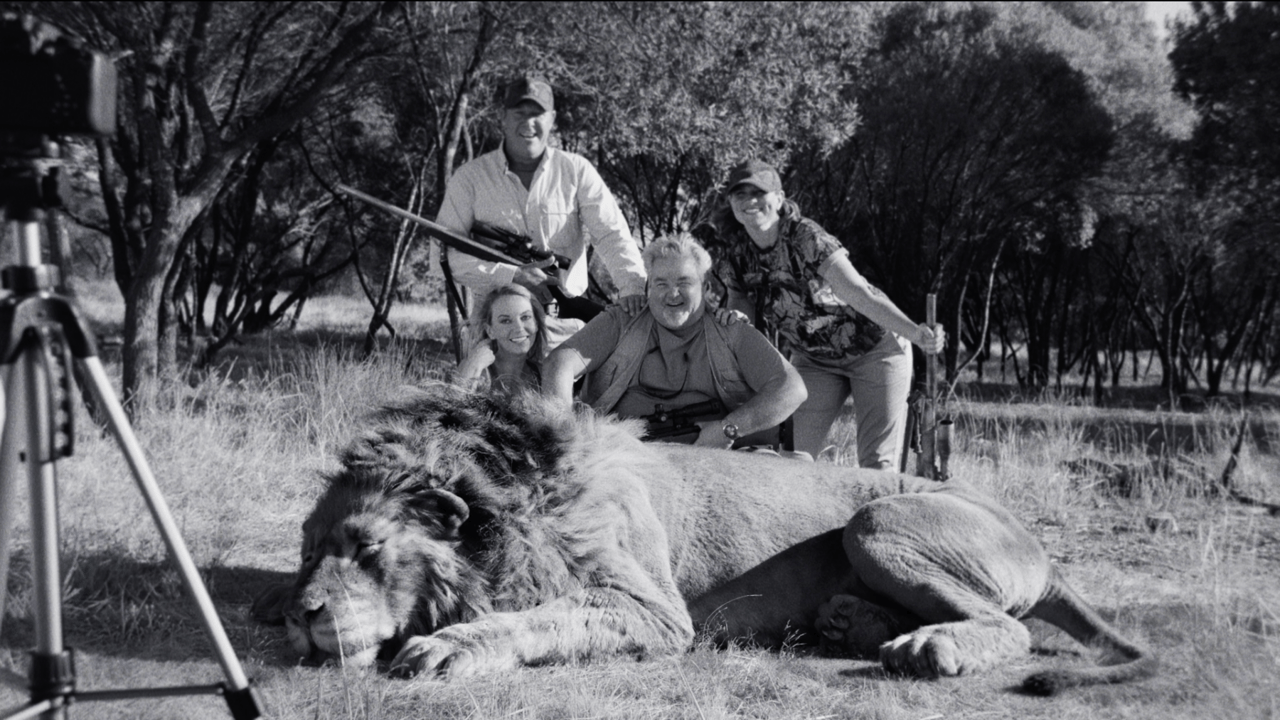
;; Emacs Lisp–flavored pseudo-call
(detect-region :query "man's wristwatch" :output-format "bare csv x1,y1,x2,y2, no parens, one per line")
721,422,740,441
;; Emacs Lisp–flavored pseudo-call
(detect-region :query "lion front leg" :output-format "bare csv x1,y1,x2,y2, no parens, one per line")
391,587,694,679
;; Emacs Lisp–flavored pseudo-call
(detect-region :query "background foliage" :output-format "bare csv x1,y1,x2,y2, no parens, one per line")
6,0,1279,408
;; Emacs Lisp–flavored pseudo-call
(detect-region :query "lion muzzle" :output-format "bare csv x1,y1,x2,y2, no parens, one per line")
285,584,396,667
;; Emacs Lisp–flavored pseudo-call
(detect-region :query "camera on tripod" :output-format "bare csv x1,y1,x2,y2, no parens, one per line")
0,12,116,141
0,13,265,720
1,11,116,254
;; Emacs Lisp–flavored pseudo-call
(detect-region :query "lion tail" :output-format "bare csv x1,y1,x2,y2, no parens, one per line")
1021,568,1158,696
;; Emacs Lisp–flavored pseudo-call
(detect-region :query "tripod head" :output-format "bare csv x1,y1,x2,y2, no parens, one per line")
0,140,68,296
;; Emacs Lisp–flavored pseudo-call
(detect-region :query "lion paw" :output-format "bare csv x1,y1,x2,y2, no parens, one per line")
390,635,480,679
880,628,964,678
390,631,518,679
815,595,905,659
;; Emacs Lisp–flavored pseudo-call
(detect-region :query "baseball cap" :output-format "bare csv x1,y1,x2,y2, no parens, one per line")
502,77,554,112
725,159,783,193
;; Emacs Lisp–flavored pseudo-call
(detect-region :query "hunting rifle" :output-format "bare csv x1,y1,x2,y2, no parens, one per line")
338,184,528,267
641,399,726,442
336,184,603,320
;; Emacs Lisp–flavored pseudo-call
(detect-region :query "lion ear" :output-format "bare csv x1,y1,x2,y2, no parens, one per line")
414,488,470,540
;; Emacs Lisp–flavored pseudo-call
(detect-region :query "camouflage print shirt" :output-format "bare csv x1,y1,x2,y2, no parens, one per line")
708,213,886,362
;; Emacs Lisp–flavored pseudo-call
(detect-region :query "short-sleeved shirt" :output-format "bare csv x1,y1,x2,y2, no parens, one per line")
708,213,886,361
558,309,792,418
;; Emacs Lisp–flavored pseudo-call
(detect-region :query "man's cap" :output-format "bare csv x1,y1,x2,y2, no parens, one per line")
725,159,782,193
503,77,554,112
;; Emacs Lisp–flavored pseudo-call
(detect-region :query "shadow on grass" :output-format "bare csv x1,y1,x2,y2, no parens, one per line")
835,664,891,681
191,328,456,383
2,549,295,667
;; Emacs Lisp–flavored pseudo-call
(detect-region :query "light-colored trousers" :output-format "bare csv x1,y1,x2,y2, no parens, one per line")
790,333,912,469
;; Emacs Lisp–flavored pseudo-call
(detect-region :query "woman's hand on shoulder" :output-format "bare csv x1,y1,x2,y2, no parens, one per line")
913,323,946,355
714,307,750,326
618,293,646,316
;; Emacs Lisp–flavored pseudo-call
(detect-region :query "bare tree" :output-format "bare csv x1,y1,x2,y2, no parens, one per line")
31,1,398,409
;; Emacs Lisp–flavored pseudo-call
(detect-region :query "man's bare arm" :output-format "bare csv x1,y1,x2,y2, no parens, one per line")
693,362,806,448
543,347,590,408
723,362,806,437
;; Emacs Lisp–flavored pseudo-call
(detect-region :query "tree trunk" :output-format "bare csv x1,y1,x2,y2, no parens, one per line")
432,11,495,359
363,173,425,356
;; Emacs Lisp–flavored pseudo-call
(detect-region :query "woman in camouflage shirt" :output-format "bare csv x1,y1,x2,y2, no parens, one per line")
705,159,945,468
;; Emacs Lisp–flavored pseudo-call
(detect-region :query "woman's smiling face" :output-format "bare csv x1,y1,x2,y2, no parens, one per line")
728,185,785,235
486,294,538,357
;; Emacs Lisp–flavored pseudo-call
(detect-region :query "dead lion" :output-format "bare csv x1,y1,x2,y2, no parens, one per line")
254,385,1155,695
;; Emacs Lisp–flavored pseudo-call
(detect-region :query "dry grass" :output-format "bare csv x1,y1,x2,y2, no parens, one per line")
2,284,1279,719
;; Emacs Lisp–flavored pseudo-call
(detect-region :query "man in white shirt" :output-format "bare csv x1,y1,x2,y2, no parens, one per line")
435,77,647,320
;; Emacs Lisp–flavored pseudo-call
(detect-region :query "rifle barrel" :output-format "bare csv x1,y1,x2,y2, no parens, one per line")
336,184,523,266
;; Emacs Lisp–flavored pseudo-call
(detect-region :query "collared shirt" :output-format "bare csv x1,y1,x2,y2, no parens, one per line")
434,146,646,298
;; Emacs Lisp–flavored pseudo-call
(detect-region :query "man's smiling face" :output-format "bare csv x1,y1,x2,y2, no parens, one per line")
647,254,706,330
501,100,554,163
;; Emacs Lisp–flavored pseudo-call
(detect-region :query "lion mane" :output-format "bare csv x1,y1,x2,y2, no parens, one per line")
260,384,1155,694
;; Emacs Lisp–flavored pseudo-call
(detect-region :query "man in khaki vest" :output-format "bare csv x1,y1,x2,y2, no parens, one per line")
544,233,807,449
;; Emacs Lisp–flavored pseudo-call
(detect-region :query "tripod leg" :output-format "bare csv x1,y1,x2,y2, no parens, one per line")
0,368,16,642
75,358,260,718
24,345,65,673
0,338,74,719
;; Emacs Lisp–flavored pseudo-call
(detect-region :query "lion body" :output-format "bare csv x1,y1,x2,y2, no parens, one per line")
269,386,1154,693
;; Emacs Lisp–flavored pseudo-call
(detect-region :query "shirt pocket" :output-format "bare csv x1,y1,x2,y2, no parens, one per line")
717,364,745,386
539,195,579,247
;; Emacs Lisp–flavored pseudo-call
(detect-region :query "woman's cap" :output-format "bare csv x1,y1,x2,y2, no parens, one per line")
503,77,554,112
725,159,782,193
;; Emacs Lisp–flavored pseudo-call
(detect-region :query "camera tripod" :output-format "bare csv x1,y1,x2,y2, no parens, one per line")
0,156,262,718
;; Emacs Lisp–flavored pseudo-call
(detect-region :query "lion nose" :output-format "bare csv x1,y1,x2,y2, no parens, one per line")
288,590,327,625
303,605,325,625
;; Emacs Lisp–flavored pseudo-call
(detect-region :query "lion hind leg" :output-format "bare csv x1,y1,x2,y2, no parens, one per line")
880,613,1031,678
841,490,1048,679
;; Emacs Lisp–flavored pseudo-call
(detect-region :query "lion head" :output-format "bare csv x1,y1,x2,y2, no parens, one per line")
282,384,616,666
